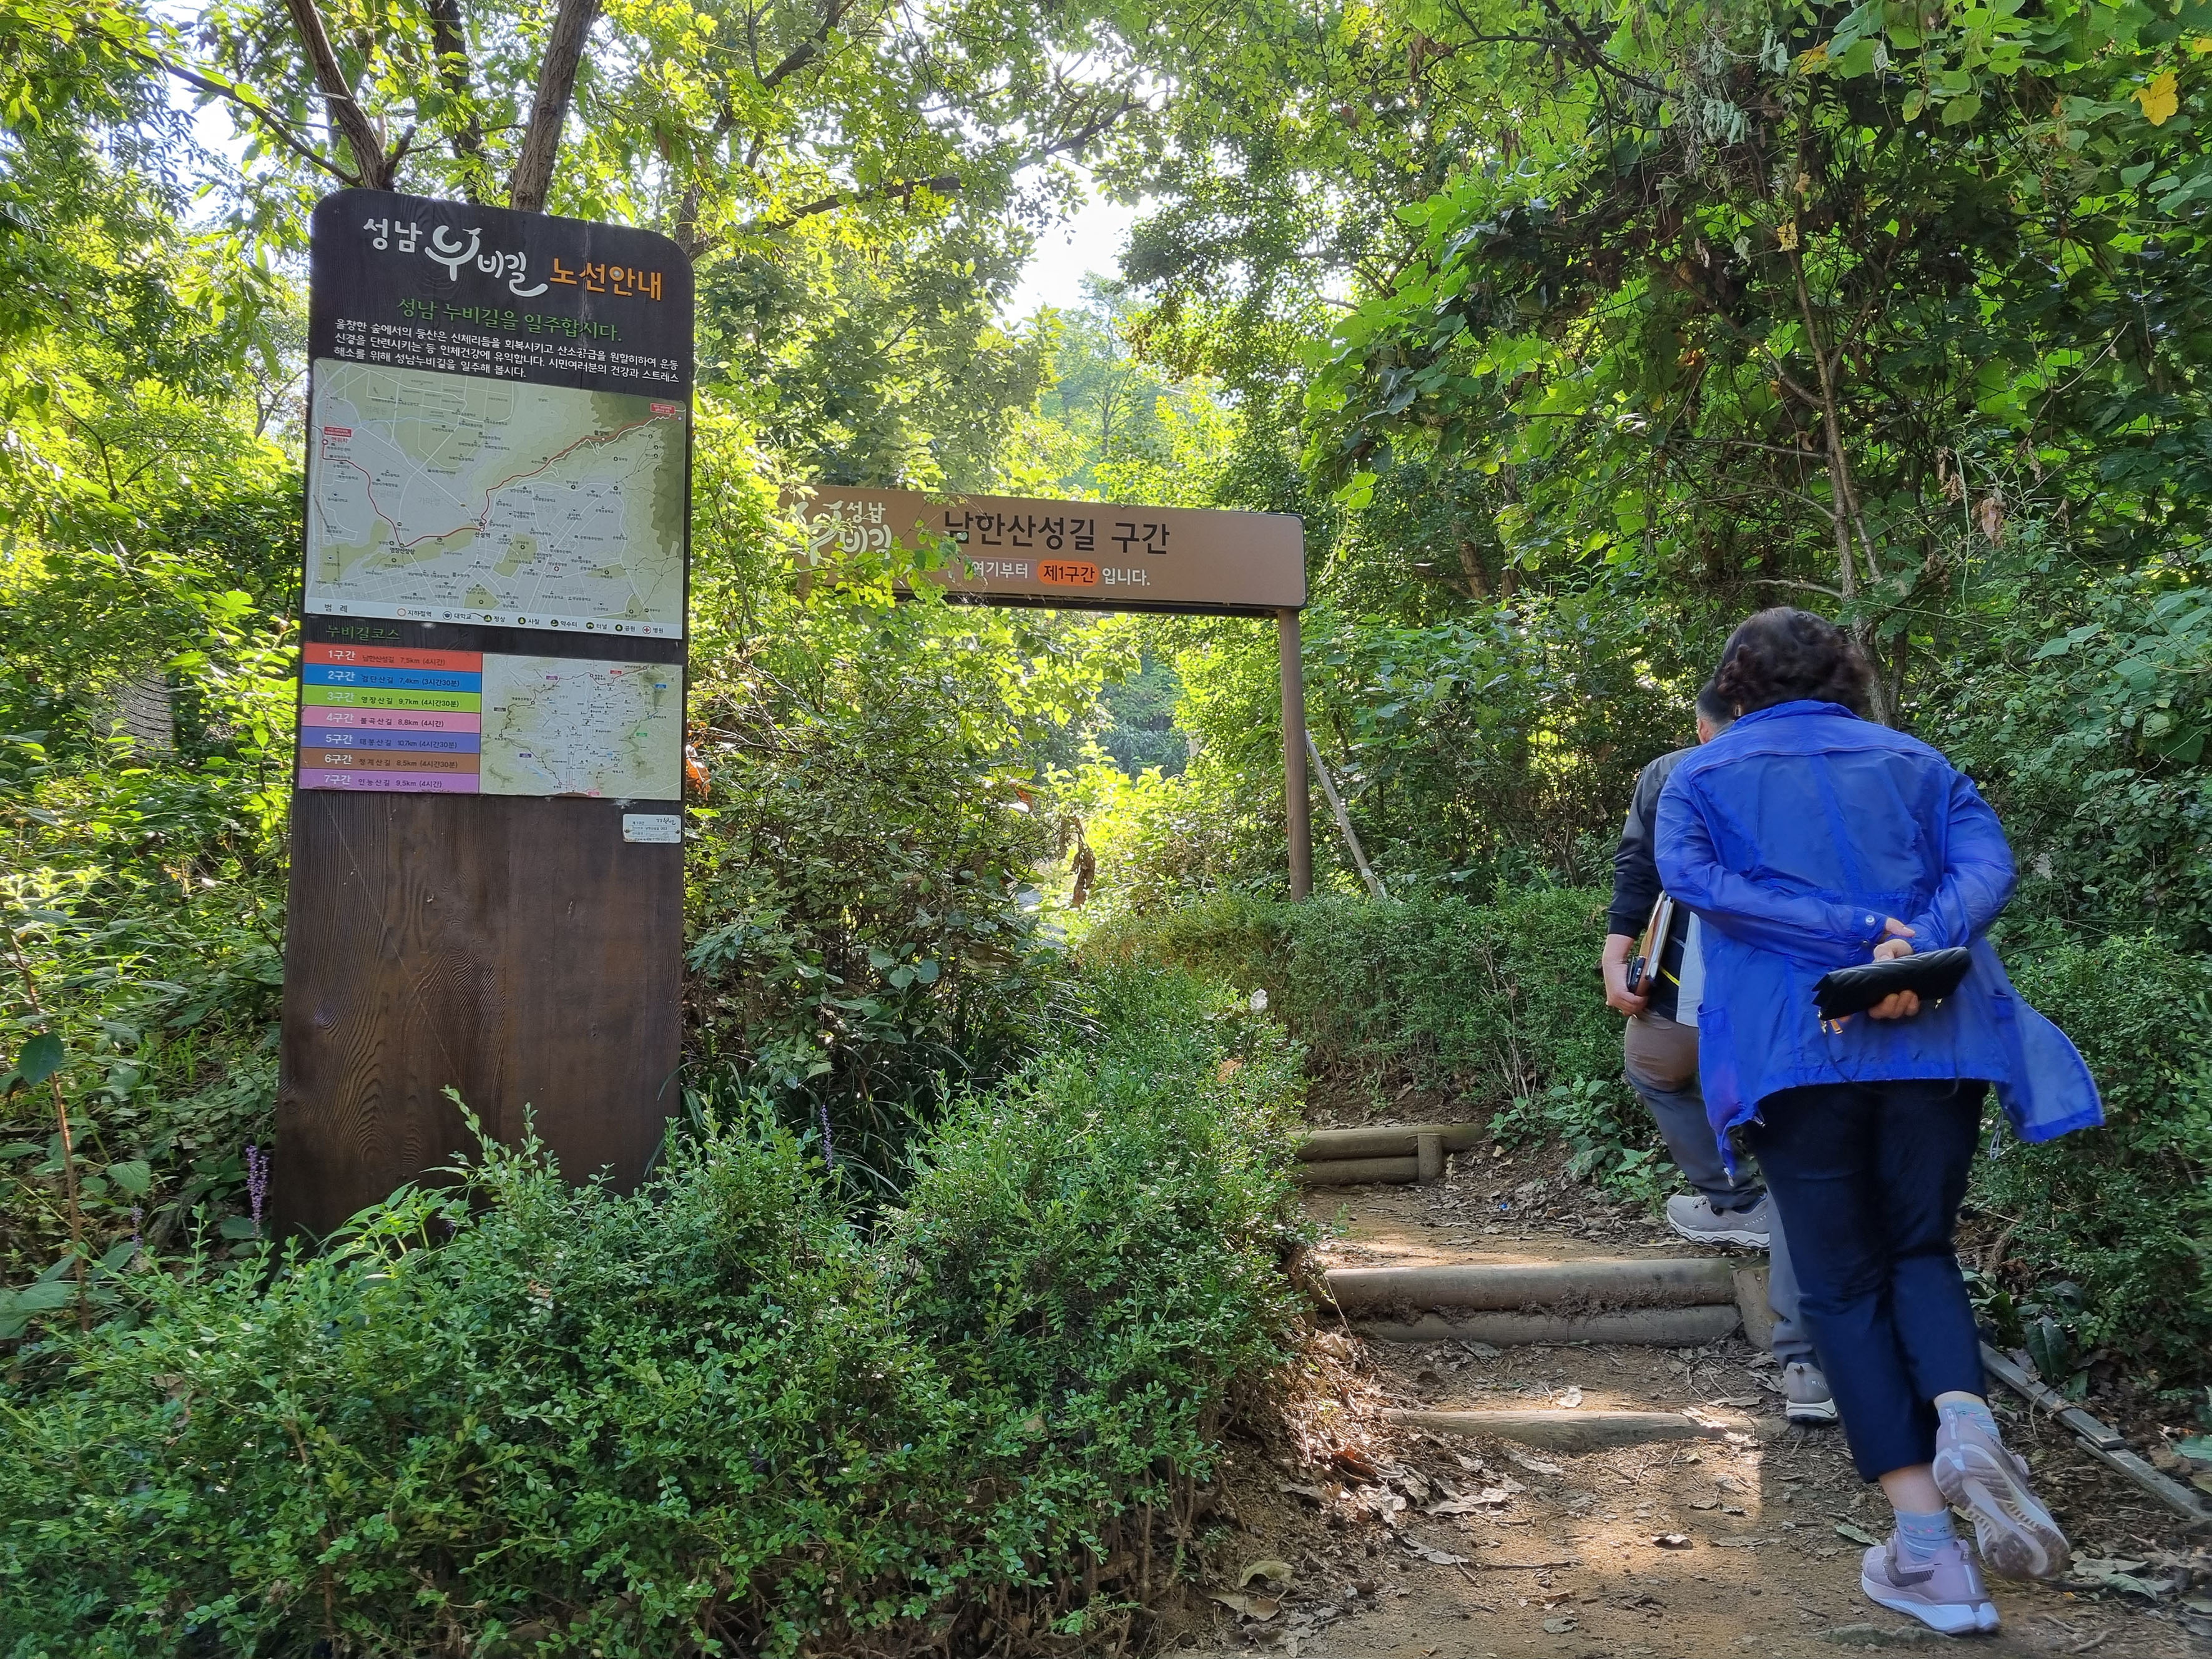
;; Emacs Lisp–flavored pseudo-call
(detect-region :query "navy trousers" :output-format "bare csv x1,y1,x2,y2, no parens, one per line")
1744,1078,1988,1480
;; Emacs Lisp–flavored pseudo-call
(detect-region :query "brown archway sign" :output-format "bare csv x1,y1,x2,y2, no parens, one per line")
796,486,1313,900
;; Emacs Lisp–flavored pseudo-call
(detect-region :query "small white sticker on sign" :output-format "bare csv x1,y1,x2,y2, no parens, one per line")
622,814,682,844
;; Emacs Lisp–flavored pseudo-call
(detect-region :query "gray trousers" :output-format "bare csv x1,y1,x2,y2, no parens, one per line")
1623,1018,1817,1367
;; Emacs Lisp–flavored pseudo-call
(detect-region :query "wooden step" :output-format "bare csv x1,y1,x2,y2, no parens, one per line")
1295,1154,1420,1186
1348,1304,1743,1348
1296,1123,1484,1161
1383,1407,1753,1452
1325,1257,1744,1314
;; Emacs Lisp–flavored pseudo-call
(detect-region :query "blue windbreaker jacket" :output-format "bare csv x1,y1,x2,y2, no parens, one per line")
1653,700,2102,1161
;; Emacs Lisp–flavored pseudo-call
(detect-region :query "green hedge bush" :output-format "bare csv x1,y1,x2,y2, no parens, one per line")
1982,933,2212,1388
0,961,1304,1657
1088,888,1617,1112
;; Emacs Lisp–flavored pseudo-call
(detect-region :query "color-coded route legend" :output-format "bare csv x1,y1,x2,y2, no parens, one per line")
297,644,485,792
294,640,684,799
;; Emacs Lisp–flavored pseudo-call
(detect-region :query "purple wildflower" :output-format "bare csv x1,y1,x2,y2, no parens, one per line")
817,1101,836,1171
244,1143,270,1231
130,1206,144,1264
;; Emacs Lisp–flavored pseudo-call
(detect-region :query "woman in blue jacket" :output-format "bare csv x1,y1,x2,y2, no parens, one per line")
1654,609,2101,1637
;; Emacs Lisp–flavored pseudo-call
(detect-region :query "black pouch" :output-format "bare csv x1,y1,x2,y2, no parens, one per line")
1812,947,1974,1021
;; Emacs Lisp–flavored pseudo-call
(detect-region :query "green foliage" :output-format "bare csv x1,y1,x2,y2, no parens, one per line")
681,485,1138,1191
1091,650,1187,778
0,961,1305,1656
1492,1078,1679,1211
1980,933,2212,1384
1074,589,1691,911
1092,888,1616,1113
1094,889,1688,1206
1944,568,2212,948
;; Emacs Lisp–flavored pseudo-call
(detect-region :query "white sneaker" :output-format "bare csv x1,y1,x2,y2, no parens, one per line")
1782,1362,1838,1424
1664,1192,1772,1249
1860,1538,2001,1634
1932,1412,2072,1580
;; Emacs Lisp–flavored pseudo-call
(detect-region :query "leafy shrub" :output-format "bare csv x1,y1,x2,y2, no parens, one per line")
681,591,1128,1196
1095,889,1681,1204
1075,589,1702,914
3,750,288,1307
1941,573,2212,949
0,960,1305,1657
1091,888,1616,1111
1977,933,2212,1386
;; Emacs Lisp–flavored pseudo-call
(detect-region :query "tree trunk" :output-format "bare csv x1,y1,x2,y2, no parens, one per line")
508,0,601,212
1787,119,1894,726
282,0,394,189
1456,538,1490,601
423,0,489,195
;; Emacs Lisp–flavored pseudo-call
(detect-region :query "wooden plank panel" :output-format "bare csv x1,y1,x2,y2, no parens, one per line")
272,789,681,1237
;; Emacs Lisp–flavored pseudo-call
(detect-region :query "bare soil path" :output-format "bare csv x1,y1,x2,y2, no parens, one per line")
1173,1146,2211,1659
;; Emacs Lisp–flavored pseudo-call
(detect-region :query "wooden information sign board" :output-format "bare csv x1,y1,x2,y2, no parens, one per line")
274,190,693,1238
799,486,1305,614
797,485,1314,893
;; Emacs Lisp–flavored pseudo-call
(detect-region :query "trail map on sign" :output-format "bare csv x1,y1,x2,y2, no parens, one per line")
305,360,686,637
480,656,682,798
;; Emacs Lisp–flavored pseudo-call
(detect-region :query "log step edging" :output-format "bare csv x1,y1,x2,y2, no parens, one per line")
1382,1407,1755,1453
1325,1257,1746,1314
1297,1123,1485,1162
1349,1304,1743,1349
1295,1154,1420,1186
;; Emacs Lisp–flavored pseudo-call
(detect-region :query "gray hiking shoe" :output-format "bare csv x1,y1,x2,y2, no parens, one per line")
1664,1192,1772,1249
1932,1412,2071,1581
1860,1539,2000,1635
1782,1362,1837,1424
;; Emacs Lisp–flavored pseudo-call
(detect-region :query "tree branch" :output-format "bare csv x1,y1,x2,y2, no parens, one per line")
1536,0,1669,97
508,0,600,212
759,0,859,95
781,174,963,223
147,52,359,185
279,0,393,189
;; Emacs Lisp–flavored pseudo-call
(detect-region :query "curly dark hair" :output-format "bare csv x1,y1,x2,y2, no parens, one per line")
1712,608,1874,717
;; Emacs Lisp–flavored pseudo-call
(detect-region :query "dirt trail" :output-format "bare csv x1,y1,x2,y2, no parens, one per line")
1176,1148,2211,1659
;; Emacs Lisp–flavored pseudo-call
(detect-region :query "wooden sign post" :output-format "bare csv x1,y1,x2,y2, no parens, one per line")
797,486,1312,898
273,190,693,1238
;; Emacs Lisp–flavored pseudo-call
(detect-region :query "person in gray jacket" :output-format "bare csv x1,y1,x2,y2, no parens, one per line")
1601,681,1835,1424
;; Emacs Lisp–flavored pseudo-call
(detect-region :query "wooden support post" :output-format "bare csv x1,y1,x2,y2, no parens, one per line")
1307,731,1385,900
1278,606,1312,900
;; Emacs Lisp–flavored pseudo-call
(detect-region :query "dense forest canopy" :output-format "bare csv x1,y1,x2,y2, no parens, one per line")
3,2,2212,1644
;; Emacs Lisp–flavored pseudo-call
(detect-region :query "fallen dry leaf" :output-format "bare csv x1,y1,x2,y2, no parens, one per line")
1400,1538,1472,1566
1423,1495,1502,1517
1208,1592,1281,1622
1329,1447,1380,1482
1239,1558,1294,1589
